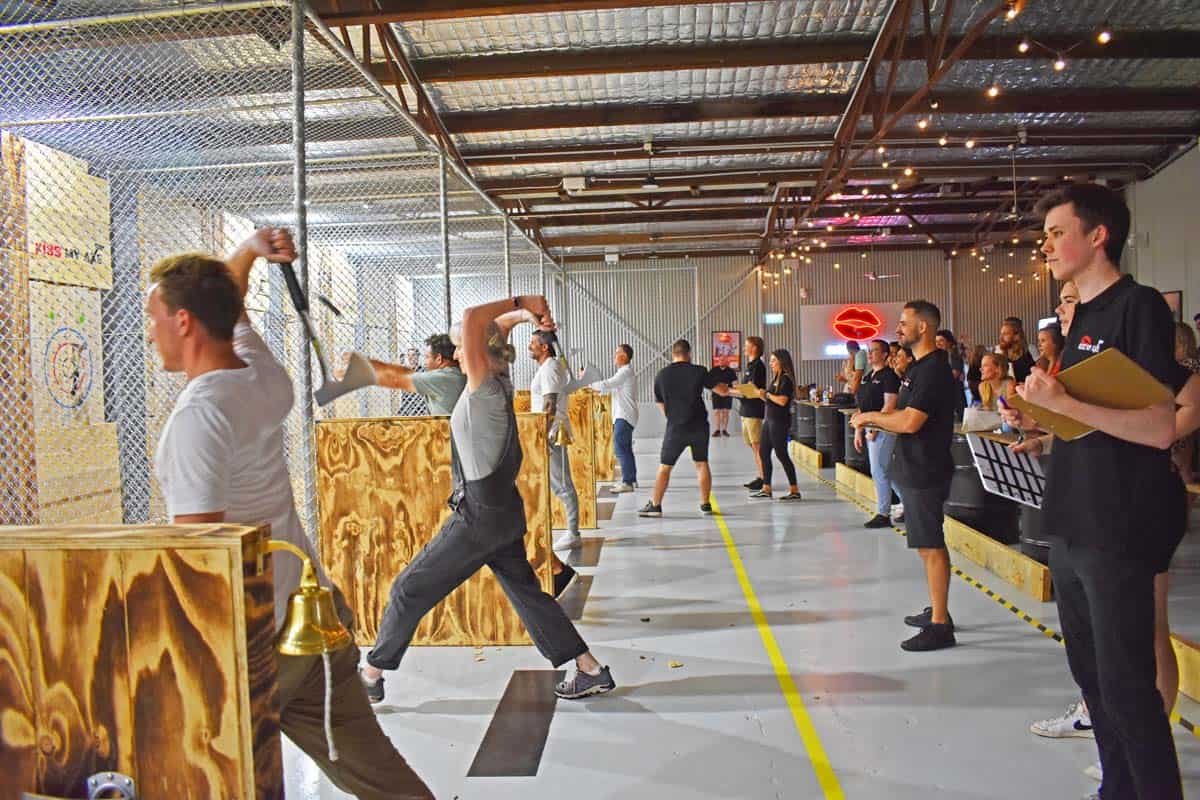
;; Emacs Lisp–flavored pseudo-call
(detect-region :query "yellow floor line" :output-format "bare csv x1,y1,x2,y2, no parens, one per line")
709,497,845,799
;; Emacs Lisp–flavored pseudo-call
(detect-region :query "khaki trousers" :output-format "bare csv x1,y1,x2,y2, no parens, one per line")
276,599,433,800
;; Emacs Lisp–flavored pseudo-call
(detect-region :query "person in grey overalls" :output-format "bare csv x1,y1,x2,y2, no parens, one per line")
360,294,615,702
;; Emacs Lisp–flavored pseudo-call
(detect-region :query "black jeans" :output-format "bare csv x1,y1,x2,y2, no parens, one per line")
758,417,797,487
367,511,589,671
1049,539,1182,800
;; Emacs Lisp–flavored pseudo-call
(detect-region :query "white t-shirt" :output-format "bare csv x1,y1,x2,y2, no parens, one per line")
530,357,572,434
590,363,639,427
155,320,328,631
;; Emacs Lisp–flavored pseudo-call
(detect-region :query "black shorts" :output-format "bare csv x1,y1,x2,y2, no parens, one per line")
901,483,950,549
661,426,710,466
711,395,733,410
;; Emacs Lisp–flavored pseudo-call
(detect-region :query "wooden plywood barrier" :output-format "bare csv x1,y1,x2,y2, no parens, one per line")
514,389,531,413
944,517,1052,602
315,413,553,647
789,441,825,473
834,462,875,506
553,391,597,530
594,393,616,482
0,524,281,799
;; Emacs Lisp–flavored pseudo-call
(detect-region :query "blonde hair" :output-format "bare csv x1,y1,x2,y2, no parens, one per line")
449,321,516,367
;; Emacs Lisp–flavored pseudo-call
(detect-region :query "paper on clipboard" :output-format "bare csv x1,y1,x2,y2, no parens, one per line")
1006,347,1174,442
731,382,763,399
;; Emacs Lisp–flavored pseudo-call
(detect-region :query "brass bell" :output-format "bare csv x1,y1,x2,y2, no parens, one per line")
552,421,573,447
266,540,352,656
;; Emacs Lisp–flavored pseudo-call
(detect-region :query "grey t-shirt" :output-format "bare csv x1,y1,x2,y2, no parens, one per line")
450,373,512,481
410,366,467,416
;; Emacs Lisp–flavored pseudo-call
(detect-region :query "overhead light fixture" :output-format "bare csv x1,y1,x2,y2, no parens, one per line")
1012,236,1019,244
1018,38,1031,54
852,213,861,221
1005,1,1019,20
861,187,870,195
784,267,792,275
917,118,930,130
950,249,958,256
1053,53,1067,71
882,160,890,168
894,205,902,213
877,145,886,155
1097,23,1113,45
806,220,814,227
938,135,949,146
834,262,841,270
820,241,827,248
891,181,900,190
1008,272,1015,278
903,166,914,176
965,138,977,149
862,252,868,259
929,98,940,110
1009,251,1015,257
987,84,1001,99
927,237,934,244
826,224,835,232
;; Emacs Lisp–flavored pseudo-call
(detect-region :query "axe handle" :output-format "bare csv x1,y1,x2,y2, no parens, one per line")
278,260,309,314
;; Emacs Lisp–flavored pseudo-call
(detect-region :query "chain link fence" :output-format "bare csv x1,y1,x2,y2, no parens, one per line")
0,0,552,535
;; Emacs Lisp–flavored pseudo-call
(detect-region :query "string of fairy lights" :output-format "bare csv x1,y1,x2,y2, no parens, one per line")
758,0,1115,292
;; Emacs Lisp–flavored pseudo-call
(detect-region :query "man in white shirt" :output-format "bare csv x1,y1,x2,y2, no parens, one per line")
590,343,638,492
529,330,581,551
148,229,431,800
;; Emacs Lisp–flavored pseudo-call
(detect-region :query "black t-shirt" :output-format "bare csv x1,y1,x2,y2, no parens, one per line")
1040,275,1181,562
654,361,720,433
890,349,959,489
856,366,901,413
1010,350,1036,383
765,373,795,426
739,358,767,418
708,365,737,408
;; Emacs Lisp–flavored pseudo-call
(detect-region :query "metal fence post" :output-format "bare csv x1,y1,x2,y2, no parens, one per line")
291,0,316,539
503,220,512,297
440,152,451,328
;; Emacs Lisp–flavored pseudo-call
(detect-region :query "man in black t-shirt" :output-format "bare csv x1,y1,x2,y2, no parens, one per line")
729,335,768,490
1001,184,1182,799
851,301,959,653
639,339,728,518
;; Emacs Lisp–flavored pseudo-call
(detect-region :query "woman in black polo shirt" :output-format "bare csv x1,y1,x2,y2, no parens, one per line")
750,349,802,501
854,339,902,528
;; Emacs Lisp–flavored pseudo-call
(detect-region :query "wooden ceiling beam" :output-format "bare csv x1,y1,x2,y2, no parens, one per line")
443,90,1200,134
388,33,1200,82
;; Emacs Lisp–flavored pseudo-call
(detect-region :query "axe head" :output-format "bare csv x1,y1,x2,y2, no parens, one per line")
314,352,376,407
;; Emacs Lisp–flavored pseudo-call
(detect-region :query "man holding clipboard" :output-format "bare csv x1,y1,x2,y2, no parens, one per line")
1001,184,1183,800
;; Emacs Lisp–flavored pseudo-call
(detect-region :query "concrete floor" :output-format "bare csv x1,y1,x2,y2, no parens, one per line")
285,436,1200,799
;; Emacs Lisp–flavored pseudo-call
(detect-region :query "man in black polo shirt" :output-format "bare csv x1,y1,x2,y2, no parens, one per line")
639,339,727,518
851,300,958,652
737,336,768,490
1002,183,1182,800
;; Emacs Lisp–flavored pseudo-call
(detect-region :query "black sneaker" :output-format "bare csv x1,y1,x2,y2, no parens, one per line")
638,501,663,517
749,489,771,498
901,623,957,652
553,563,577,598
778,492,803,502
360,671,385,704
555,666,616,699
904,606,954,629
864,514,891,528
700,502,714,514
744,478,764,490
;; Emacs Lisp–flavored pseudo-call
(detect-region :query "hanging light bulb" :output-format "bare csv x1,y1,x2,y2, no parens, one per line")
882,160,890,168
1053,53,1067,71
826,224,835,232
904,166,914,176
965,138,977,149
1097,23,1113,45
819,241,827,248
894,205,902,213
1012,236,1019,244
861,252,868,259
986,83,1001,98
950,249,958,256
917,118,930,130
927,237,934,244
834,263,841,270
929,98,940,110
1005,1,1019,20
1018,38,1031,54
891,181,900,190
784,267,792,275
861,187,870,196
938,135,949,146
852,212,861,221
1009,251,1015,257
806,219,814,227
877,145,886,155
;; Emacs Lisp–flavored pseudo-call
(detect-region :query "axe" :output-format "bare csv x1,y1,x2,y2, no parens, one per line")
278,261,376,407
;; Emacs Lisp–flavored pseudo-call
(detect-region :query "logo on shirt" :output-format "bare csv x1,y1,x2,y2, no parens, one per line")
1077,335,1105,354
832,306,882,341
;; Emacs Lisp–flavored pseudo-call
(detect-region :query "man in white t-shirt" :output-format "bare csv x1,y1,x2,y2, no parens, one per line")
529,330,581,552
589,343,638,492
148,229,431,800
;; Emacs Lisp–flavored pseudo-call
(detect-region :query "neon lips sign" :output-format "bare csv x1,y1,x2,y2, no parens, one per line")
832,306,883,341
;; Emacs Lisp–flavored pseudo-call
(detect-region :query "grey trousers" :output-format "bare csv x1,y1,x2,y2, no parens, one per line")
550,442,580,532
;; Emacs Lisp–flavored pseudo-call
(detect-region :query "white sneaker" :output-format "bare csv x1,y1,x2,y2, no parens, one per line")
890,503,904,519
553,530,582,552
1030,701,1094,739
1084,761,1102,782
609,483,635,494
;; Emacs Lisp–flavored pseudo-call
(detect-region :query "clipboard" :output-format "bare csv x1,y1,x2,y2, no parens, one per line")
1006,347,1174,441
731,383,763,399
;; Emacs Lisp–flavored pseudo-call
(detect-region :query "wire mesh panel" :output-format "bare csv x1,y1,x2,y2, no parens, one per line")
0,1,548,533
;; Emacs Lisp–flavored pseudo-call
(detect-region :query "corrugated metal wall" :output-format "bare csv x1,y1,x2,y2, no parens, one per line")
558,250,1053,396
